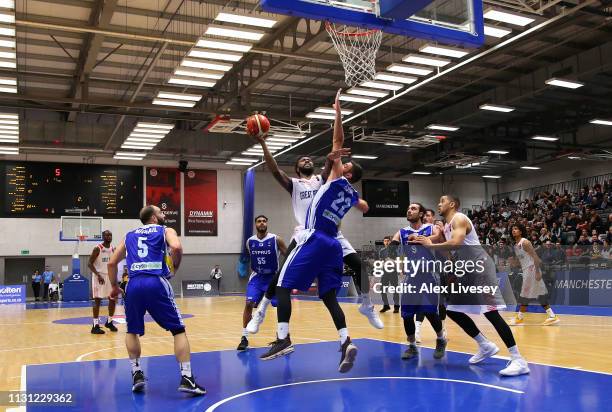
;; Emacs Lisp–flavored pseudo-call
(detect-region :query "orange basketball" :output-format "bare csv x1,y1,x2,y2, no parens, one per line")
246,114,270,137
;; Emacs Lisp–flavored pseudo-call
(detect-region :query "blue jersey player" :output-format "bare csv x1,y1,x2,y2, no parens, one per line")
108,205,206,396
391,203,447,361
238,215,287,352
260,89,369,373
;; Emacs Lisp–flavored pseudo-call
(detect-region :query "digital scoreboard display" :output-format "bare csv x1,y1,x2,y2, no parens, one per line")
0,161,143,218
362,179,410,217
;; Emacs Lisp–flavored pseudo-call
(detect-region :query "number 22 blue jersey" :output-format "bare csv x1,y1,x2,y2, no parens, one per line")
305,177,359,237
247,233,279,275
125,224,171,278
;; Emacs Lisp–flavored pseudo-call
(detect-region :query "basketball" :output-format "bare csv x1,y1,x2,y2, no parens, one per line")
246,114,270,137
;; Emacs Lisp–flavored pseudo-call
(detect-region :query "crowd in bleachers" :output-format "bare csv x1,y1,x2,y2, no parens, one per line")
469,179,612,264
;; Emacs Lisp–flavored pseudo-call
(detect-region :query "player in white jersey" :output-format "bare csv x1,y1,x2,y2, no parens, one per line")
509,223,559,326
87,230,118,334
414,195,529,376
246,132,383,333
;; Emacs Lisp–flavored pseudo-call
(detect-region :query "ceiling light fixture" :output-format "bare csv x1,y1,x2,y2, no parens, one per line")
195,38,253,53
531,135,559,141
426,124,459,131
181,58,233,72
338,95,377,104
347,87,388,98
520,166,540,170
205,25,264,41
361,80,403,91
215,12,277,28
544,78,584,89
314,107,353,115
403,54,450,67
168,77,216,88
352,155,378,159
187,48,243,62
374,72,417,84
590,119,612,126
483,9,535,26
411,171,431,175
483,25,512,38
487,150,509,154
479,103,515,113
482,175,502,179
419,44,468,58
386,63,433,76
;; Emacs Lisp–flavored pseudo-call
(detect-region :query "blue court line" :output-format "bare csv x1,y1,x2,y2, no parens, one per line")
24,338,612,412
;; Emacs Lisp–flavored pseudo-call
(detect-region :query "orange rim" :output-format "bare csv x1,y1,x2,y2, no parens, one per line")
325,21,380,37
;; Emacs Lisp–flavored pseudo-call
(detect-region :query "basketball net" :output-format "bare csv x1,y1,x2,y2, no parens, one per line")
326,21,382,87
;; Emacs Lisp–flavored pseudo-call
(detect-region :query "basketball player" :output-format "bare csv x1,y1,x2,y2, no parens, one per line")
414,195,530,376
238,215,287,351
509,223,559,326
391,203,446,360
260,89,369,373
88,230,117,334
108,205,206,395
246,125,382,334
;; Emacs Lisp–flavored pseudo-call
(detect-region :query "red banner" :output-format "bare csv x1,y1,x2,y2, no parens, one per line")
184,169,218,236
146,168,181,235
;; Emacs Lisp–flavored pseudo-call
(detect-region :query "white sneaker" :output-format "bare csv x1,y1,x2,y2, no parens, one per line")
246,310,266,334
469,342,500,364
358,303,384,329
441,320,448,340
415,327,421,344
499,358,530,376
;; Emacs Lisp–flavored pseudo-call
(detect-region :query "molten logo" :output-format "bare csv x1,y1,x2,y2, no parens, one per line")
0,287,21,294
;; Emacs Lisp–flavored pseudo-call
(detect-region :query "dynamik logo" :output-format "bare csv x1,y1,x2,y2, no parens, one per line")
189,210,213,217
0,287,20,294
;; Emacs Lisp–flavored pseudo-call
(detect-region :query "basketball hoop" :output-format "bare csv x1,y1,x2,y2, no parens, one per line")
78,235,88,243
325,21,382,87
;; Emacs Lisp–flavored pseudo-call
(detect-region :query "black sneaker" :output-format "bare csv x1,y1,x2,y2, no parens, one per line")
91,325,105,334
393,305,400,313
379,305,391,313
433,338,447,359
401,345,418,360
338,337,358,373
132,370,145,392
237,336,249,351
259,335,294,360
105,321,118,332
178,375,206,396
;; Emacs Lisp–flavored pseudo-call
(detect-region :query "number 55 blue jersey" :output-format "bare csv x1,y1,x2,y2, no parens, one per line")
125,224,171,278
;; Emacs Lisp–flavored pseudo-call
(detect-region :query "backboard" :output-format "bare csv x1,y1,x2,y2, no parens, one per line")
59,216,103,242
260,0,484,47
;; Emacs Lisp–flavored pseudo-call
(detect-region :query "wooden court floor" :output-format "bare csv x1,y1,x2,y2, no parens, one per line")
2,296,612,394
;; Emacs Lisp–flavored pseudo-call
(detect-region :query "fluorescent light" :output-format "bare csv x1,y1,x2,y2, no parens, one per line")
590,119,612,126
385,142,402,146
347,87,388,98
482,175,502,179
521,166,540,170
136,122,174,130
0,25,14,36
0,129,18,134
0,85,16,93
157,92,202,101
0,113,17,119
403,54,450,67
0,148,18,154
374,72,417,84
152,99,196,108
0,1,15,9
121,145,154,150
0,12,15,24
127,138,162,143
352,155,377,159
387,63,433,76
0,58,15,68
567,156,581,160
339,95,376,104
196,38,253,52
230,157,257,163
188,48,242,62
175,68,224,80
114,155,145,160
315,107,353,115
132,128,168,134
411,171,431,175
215,12,277,28
479,103,515,113
241,152,262,156
0,48,15,59
226,161,252,166
0,76,15,85
122,141,157,147
168,77,216,88
426,124,459,132
306,112,335,120
487,150,509,154
0,119,17,124
531,135,558,141
545,78,584,89
271,133,305,139
484,25,512,38
181,58,233,72
484,9,535,26
267,138,298,143
205,25,264,41
130,133,167,139
361,80,403,91
419,44,468,58
0,36,15,48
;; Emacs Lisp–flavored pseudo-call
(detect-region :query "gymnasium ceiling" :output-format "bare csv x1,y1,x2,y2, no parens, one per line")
1,0,612,178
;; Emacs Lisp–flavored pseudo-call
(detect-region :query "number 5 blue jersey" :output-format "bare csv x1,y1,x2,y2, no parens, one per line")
399,223,435,261
305,177,359,237
247,233,279,275
125,224,171,278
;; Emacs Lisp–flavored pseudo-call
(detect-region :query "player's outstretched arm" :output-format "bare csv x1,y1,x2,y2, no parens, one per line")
329,89,345,181
277,236,288,257
251,133,292,193
414,215,467,249
165,227,183,271
108,240,126,293
321,148,351,182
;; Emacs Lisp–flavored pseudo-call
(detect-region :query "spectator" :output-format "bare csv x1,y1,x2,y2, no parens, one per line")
42,266,55,302
550,222,561,242
32,270,42,302
210,264,223,292
602,240,611,259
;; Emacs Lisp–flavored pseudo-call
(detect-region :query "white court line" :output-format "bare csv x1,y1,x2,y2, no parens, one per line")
366,337,612,376
6,365,27,412
205,376,524,412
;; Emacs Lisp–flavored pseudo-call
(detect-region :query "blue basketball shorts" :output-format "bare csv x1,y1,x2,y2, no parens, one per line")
246,272,275,305
277,230,343,298
125,275,184,336
401,271,440,318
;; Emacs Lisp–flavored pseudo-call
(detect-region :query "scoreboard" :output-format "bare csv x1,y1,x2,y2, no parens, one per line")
361,179,410,217
0,161,143,218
